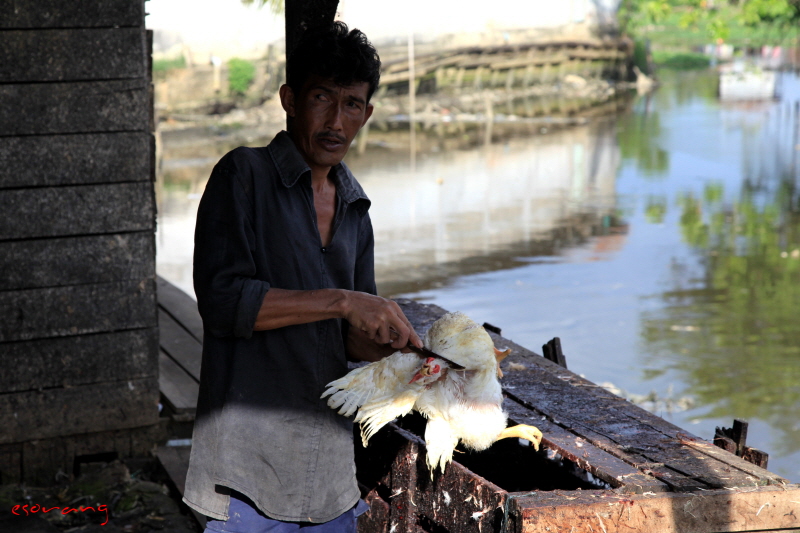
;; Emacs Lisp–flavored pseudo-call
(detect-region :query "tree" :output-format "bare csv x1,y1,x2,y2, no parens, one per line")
241,0,284,15
618,0,800,43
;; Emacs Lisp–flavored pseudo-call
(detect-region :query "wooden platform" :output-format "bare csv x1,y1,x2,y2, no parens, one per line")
155,276,800,533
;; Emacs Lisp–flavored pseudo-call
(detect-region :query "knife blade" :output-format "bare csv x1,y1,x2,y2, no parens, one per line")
405,342,466,371
387,326,466,370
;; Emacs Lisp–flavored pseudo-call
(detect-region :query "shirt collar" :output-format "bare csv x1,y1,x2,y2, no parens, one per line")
268,131,370,212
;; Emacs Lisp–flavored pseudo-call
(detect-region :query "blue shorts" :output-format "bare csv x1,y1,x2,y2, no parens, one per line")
204,492,370,533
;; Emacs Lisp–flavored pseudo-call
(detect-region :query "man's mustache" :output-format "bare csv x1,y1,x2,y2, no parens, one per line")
316,133,346,144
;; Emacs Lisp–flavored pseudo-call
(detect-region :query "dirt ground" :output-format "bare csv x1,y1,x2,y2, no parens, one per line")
0,457,200,533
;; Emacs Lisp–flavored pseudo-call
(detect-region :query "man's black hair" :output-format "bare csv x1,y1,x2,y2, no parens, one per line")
286,21,381,102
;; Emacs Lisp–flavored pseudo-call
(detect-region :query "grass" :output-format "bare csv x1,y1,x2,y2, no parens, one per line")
653,50,712,69
153,56,186,72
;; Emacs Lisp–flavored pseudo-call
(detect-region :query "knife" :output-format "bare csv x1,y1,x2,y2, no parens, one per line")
404,342,466,371
387,326,466,370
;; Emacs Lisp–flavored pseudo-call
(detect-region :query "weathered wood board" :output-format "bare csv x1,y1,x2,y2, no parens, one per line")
156,276,203,342
0,377,160,444
0,328,158,392
0,182,155,240
0,132,152,188
158,351,199,416
0,278,157,342
155,445,207,528
155,276,203,418
0,28,146,82
159,309,203,382
0,0,144,29
0,233,154,291
0,80,150,135
506,486,800,533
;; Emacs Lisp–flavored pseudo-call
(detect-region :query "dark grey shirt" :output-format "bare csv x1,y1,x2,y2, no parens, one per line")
183,131,375,523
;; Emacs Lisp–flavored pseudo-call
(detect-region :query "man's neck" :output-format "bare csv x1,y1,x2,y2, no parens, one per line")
310,166,333,191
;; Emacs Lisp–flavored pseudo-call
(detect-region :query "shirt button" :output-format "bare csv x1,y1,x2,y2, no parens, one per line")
321,247,327,253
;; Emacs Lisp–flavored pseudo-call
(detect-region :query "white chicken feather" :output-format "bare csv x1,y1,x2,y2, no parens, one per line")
321,311,543,475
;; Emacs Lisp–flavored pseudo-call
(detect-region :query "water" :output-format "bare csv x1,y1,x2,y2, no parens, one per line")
156,68,800,482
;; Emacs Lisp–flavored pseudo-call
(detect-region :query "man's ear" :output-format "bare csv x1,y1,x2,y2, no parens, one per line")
279,84,295,117
362,103,374,127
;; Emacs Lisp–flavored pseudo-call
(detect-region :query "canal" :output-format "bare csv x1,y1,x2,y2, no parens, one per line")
156,68,800,482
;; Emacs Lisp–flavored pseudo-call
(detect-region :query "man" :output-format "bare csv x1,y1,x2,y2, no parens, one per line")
183,22,422,532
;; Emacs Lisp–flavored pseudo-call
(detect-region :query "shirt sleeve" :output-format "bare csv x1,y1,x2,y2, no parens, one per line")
353,211,377,296
193,150,270,339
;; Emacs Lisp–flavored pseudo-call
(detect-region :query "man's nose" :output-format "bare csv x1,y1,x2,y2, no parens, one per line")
326,104,344,130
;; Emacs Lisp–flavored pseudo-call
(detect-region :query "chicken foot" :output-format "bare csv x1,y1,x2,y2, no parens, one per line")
496,424,543,450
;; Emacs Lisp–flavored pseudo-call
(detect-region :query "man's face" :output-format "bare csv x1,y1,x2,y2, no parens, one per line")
281,75,374,174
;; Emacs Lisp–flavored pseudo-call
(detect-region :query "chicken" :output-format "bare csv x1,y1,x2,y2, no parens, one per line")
321,311,543,476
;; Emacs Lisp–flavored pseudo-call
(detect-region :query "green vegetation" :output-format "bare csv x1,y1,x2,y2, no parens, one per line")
153,56,186,72
228,58,256,96
619,0,800,49
652,50,711,69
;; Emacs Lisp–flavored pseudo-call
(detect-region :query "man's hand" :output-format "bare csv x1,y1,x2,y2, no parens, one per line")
346,326,397,362
254,288,423,351
341,291,423,350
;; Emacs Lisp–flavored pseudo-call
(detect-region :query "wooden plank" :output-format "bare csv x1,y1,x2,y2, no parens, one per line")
158,350,199,416
0,377,159,444
156,445,192,496
500,364,777,489
502,397,669,494
358,490,389,533
0,0,144,29
156,444,207,528
0,278,157,342
0,328,157,392
0,79,150,136
157,276,203,342
0,28,145,83
0,132,151,189
158,309,202,382
0,233,154,291
0,182,155,240
507,484,800,533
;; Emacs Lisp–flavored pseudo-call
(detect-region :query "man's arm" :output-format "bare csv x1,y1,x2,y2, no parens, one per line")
253,287,422,353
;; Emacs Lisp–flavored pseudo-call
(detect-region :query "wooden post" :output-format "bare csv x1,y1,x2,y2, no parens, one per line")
542,337,567,369
473,65,484,90
284,0,339,59
284,0,339,129
408,31,416,171
714,419,769,468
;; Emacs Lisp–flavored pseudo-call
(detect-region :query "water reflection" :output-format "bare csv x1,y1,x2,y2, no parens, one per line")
642,143,800,461
346,120,621,296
